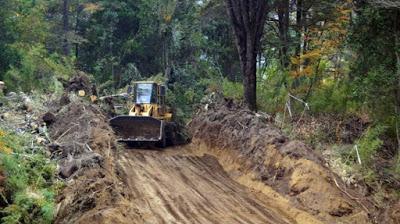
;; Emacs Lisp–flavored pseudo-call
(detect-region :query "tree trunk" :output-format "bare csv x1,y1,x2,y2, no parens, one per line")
277,0,290,68
395,11,400,151
225,0,269,111
295,0,303,57
74,2,83,59
244,35,257,110
62,0,70,56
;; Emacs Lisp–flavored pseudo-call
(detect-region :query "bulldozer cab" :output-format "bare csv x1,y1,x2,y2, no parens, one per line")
136,83,154,103
129,82,166,104
128,81,169,120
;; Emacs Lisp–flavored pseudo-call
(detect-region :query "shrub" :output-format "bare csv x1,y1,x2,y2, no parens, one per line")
222,78,243,100
308,79,359,115
3,44,74,93
257,62,290,114
355,125,385,168
0,129,59,224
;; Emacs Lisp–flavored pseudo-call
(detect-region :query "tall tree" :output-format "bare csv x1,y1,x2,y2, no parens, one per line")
62,0,70,56
277,0,290,68
349,1,400,131
295,0,303,58
369,0,400,149
225,0,270,111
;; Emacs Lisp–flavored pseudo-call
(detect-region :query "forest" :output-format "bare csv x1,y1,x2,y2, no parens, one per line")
0,0,400,223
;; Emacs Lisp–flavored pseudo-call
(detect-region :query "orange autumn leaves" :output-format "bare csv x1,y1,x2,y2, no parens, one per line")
290,3,351,78
0,130,12,154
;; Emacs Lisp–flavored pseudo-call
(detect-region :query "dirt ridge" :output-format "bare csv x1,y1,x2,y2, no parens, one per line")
51,98,318,224
189,98,377,224
52,96,378,224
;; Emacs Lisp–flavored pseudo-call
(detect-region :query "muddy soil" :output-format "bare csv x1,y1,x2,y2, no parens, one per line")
63,72,94,95
49,96,390,224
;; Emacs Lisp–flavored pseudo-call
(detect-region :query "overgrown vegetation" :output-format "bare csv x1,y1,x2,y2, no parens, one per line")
0,129,60,224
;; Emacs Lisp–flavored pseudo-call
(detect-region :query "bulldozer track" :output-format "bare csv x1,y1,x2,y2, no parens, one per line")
117,150,294,224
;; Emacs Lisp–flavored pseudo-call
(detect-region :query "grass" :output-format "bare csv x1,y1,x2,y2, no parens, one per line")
0,128,61,224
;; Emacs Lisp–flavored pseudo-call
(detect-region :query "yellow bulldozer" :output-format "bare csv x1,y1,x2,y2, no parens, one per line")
110,81,173,147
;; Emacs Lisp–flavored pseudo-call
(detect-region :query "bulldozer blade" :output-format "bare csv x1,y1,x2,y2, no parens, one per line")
110,116,165,144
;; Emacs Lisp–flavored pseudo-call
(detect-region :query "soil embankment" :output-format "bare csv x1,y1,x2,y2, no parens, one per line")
189,98,377,224
51,98,308,224
47,95,381,223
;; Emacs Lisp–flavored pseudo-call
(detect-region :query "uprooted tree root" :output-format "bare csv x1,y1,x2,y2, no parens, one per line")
46,98,141,223
189,98,379,224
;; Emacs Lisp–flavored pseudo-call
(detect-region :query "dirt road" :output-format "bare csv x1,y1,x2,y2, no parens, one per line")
53,99,373,224
117,149,298,224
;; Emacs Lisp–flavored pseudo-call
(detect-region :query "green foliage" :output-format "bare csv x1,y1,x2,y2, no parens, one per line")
257,61,290,114
198,1,241,81
167,83,194,121
4,44,74,93
308,79,359,115
0,129,59,224
355,125,386,168
163,62,223,122
146,73,168,83
348,5,399,129
0,0,74,93
222,78,243,100
394,154,400,177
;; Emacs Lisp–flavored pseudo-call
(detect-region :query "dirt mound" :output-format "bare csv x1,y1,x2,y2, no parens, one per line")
292,114,370,144
189,98,377,224
64,72,94,95
388,200,400,223
46,98,136,223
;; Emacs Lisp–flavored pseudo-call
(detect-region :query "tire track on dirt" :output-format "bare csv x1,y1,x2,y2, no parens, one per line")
118,150,293,224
